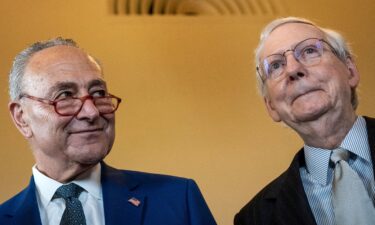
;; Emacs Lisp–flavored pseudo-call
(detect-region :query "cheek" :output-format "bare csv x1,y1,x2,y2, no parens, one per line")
36,115,72,143
320,69,350,94
28,111,56,135
103,114,115,129
105,119,116,140
265,82,287,103
36,119,70,142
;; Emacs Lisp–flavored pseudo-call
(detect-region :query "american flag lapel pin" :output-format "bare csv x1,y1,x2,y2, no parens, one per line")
128,197,141,207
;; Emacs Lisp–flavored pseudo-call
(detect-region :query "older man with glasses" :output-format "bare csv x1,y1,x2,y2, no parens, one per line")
235,17,375,225
0,37,216,225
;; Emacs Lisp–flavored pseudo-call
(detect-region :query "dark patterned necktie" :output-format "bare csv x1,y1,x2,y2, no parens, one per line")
53,183,87,225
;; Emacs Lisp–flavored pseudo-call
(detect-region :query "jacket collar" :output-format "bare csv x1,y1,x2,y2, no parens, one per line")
265,150,317,225
6,177,43,225
101,162,146,225
364,116,375,178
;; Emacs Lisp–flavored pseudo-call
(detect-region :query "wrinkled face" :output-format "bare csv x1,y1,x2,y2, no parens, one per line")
260,23,359,127
19,45,115,166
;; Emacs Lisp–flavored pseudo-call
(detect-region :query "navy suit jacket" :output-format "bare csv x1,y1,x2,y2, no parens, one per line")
0,163,217,225
234,116,375,225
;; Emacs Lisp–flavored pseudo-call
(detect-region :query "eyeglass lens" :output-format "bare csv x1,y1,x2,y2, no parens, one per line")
56,97,118,116
262,38,325,80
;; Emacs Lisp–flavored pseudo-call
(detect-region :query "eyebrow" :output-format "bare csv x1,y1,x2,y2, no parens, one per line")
46,81,77,97
88,79,107,90
45,79,108,97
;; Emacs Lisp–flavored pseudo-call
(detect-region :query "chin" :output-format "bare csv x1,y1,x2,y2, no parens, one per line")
77,156,106,167
69,146,110,165
293,109,329,122
291,101,332,122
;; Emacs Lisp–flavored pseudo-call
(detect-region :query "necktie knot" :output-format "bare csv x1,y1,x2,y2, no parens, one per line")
330,148,350,164
53,183,84,200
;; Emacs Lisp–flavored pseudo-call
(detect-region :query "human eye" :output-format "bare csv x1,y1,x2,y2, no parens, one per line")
54,91,74,100
297,42,321,61
265,56,285,78
303,46,320,56
91,89,107,98
270,60,283,71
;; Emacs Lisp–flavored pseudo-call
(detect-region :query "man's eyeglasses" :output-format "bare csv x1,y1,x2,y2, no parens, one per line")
257,38,337,81
19,94,122,116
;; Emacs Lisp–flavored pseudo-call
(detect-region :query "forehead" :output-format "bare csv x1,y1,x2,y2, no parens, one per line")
261,23,325,59
23,45,104,94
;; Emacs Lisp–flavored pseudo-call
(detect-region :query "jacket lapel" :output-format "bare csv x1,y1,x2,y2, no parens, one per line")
10,177,42,225
364,116,375,178
267,151,317,225
101,163,146,225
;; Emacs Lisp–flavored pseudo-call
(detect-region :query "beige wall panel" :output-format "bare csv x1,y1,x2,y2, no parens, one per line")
0,0,374,224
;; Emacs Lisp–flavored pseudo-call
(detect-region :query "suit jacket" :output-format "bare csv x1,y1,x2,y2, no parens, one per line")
0,163,217,225
234,116,375,225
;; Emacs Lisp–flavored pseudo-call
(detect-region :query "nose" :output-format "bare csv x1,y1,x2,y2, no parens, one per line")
284,52,306,81
75,98,100,121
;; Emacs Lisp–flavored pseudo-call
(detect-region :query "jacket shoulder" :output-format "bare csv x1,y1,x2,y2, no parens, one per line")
102,166,216,225
234,149,305,225
0,187,28,211
102,164,199,195
0,186,33,223
234,171,288,225
119,169,195,188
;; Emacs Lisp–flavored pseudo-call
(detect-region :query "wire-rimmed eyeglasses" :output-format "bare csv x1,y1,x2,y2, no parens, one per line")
19,93,122,116
257,38,337,81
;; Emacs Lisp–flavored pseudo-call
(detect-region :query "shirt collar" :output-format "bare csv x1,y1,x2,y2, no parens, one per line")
303,145,332,185
32,163,102,208
303,116,370,185
340,116,371,163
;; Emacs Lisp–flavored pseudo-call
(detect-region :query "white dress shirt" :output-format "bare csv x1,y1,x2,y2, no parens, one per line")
32,163,106,225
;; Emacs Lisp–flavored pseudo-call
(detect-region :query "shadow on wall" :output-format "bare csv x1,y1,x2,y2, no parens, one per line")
110,0,289,16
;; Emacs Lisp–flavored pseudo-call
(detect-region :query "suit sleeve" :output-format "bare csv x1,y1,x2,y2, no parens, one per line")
234,210,253,225
186,179,217,225
233,188,275,225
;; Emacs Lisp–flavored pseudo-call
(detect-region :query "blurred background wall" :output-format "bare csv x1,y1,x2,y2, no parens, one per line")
0,0,374,224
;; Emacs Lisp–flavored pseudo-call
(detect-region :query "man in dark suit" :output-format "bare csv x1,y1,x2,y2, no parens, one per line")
235,17,375,225
1,37,216,225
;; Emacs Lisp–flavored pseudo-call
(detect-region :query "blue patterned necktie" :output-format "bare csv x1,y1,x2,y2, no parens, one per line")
53,183,87,225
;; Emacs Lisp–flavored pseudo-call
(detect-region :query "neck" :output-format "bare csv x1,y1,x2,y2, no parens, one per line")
291,111,357,149
33,155,96,183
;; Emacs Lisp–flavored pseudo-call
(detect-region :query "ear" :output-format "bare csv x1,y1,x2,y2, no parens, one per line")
264,97,282,122
8,101,33,138
345,57,360,88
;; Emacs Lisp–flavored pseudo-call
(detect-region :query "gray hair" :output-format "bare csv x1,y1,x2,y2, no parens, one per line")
9,37,79,100
255,17,358,109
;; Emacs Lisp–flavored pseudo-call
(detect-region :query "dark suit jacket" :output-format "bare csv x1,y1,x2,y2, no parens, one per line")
234,116,375,225
0,163,217,225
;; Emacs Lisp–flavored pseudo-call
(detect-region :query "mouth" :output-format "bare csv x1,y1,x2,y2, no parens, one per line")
69,128,104,134
292,88,322,103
